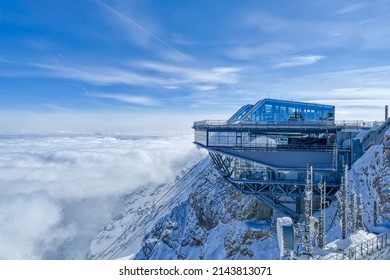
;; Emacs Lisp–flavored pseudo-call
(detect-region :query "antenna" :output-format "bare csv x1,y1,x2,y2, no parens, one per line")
351,190,357,232
339,164,349,239
318,181,326,248
310,166,313,216
303,166,313,255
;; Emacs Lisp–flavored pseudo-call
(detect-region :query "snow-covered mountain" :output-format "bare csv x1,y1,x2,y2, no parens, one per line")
349,140,390,228
89,131,390,260
88,157,279,260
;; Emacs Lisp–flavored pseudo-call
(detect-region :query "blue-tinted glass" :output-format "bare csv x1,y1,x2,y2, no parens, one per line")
242,99,334,122
227,104,253,123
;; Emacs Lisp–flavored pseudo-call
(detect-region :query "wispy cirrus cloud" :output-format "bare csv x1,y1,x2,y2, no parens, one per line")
273,55,326,69
308,87,389,120
93,0,161,48
193,85,218,91
94,0,196,63
295,65,390,87
136,61,242,88
6,59,241,93
30,62,165,86
226,42,294,61
335,3,366,15
90,93,160,106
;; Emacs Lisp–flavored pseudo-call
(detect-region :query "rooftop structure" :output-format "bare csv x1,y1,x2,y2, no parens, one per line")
193,98,390,220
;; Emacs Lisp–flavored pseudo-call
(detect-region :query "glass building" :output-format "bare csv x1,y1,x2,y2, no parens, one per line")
193,98,378,220
228,99,334,123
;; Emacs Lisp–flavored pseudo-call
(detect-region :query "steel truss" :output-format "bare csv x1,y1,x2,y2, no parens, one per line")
209,151,339,221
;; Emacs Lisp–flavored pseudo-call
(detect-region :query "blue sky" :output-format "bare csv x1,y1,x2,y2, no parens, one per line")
1,0,390,132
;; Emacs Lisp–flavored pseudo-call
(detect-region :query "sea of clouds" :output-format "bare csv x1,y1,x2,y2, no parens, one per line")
0,132,205,259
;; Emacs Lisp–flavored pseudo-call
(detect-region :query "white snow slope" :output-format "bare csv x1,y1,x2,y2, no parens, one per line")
90,130,390,260
89,157,279,260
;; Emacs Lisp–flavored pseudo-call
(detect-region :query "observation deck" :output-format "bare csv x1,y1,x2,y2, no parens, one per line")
193,98,384,220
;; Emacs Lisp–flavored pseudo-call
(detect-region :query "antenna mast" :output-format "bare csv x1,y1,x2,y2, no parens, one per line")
303,166,313,255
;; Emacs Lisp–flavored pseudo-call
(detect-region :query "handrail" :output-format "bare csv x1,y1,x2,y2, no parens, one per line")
194,119,384,128
194,119,333,127
361,117,390,151
319,231,390,260
335,120,383,128
193,120,227,126
202,142,340,151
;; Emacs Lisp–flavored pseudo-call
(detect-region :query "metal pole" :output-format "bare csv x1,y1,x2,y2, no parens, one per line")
310,166,313,216
304,166,313,255
357,194,364,230
351,190,357,232
318,181,326,248
341,165,348,239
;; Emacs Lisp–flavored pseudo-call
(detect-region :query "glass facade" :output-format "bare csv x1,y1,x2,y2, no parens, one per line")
206,130,335,149
194,129,207,146
193,98,341,186
192,99,355,217
208,131,236,146
217,154,341,185
243,99,334,122
227,104,253,123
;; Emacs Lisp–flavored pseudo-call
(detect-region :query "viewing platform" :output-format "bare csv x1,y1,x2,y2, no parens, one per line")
193,98,389,220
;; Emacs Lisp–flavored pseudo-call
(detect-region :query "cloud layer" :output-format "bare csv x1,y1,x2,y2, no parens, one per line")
0,132,205,259
273,55,326,69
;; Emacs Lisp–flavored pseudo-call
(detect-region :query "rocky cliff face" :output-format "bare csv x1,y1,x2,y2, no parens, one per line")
134,158,276,260
349,141,390,228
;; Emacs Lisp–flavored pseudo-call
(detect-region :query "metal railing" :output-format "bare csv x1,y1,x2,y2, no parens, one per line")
194,119,334,128
194,119,384,129
362,117,390,151
335,120,383,128
320,231,390,260
238,120,334,126
203,141,340,152
193,120,227,126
